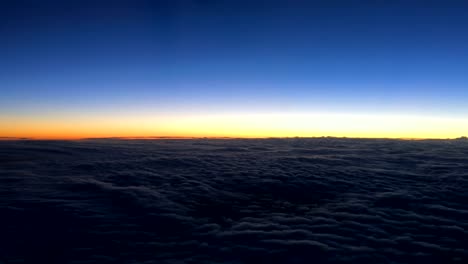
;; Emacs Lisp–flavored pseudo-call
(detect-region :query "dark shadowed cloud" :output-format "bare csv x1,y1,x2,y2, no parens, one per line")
0,138,467,263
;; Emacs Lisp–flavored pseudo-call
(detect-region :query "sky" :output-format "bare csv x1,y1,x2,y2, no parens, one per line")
1,0,468,139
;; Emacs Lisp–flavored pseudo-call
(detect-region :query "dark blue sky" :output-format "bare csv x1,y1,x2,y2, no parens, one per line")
1,0,468,138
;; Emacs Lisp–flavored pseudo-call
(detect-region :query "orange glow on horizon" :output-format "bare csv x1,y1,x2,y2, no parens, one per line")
1,112,467,140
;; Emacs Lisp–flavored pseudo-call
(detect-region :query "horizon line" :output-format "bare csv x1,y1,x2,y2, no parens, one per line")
1,135,466,141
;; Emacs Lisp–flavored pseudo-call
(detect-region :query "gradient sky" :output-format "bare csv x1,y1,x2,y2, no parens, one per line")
1,0,468,139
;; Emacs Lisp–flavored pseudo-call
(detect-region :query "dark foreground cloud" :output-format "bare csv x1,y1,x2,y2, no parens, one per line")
0,138,467,263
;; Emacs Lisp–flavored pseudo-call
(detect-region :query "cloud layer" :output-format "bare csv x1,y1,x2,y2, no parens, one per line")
1,138,467,263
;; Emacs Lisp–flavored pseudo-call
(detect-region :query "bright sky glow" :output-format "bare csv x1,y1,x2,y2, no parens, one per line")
1,1,467,139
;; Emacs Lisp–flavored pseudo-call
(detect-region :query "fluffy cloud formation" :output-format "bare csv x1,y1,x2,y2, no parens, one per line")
0,138,467,263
